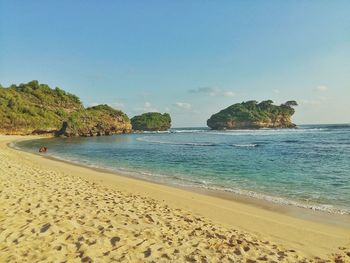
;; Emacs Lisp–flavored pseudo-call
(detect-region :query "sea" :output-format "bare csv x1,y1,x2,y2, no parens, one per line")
16,124,350,215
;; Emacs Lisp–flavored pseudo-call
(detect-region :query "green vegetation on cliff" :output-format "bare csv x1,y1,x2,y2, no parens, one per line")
131,112,171,131
0,80,132,136
207,100,297,130
61,104,131,136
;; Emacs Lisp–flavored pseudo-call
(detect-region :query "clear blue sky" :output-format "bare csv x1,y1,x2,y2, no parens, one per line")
1,1,349,127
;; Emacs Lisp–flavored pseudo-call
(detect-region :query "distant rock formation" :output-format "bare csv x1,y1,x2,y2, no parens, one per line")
131,112,171,131
207,100,297,130
0,80,132,136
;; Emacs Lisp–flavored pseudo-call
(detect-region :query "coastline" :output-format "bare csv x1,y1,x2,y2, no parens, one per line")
12,136,350,227
1,135,350,261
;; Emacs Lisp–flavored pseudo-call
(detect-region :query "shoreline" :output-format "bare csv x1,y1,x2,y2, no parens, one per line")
12,136,350,228
1,135,350,261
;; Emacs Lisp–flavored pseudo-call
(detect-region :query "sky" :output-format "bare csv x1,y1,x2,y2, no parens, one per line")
0,1,349,127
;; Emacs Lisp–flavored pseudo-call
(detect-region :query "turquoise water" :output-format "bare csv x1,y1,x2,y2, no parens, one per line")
16,124,350,214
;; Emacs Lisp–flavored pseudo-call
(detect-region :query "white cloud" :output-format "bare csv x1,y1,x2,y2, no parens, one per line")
174,102,192,110
144,101,151,108
189,87,235,97
273,89,280,94
222,91,235,97
316,85,329,92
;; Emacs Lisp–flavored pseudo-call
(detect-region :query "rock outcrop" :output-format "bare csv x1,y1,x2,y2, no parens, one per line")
55,105,132,137
0,80,132,136
207,100,297,130
131,112,171,131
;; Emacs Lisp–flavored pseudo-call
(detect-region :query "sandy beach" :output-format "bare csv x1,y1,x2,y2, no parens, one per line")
0,136,349,262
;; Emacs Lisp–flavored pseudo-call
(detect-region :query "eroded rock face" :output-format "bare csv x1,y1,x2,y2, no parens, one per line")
208,120,296,130
55,106,133,137
207,100,297,130
56,122,132,137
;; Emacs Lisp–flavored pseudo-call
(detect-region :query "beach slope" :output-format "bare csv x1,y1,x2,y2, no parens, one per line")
0,136,349,262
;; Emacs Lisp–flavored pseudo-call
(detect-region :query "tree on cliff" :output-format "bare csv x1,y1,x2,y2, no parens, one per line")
283,101,298,107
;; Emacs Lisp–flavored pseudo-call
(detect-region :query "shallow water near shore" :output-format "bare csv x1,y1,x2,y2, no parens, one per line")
16,124,350,215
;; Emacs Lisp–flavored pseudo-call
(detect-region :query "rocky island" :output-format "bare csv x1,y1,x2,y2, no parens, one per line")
207,100,297,130
131,112,171,131
0,80,132,136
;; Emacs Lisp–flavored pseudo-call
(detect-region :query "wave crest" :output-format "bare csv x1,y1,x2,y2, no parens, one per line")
232,144,258,147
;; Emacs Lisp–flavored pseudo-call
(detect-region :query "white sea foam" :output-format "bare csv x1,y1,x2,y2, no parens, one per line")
136,136,216,146
130,169,350,215
137,137,260,148
171,129,208,133
142,130,170,134
232,144,258,147
208,128,326,137
184,182,350,215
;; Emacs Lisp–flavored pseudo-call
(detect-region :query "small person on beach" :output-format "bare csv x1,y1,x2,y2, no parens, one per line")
39,146,48,153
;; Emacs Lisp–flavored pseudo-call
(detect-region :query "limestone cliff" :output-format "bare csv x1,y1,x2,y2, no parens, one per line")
207,100,297,130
